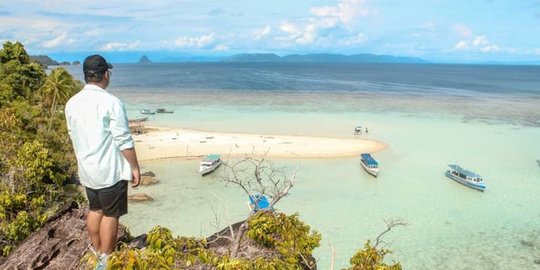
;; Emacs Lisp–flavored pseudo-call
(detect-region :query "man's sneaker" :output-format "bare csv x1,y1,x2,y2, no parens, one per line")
94,253,109,270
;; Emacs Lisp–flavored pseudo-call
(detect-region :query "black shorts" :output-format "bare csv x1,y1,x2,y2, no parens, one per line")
85,180,128,218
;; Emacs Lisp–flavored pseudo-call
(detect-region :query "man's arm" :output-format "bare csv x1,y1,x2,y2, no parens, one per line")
121,148,140,187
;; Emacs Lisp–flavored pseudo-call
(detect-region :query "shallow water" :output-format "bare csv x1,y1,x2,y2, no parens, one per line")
64,63,540,269
122,108,540,270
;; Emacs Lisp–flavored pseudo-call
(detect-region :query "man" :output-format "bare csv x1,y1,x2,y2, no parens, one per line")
65,55,140,268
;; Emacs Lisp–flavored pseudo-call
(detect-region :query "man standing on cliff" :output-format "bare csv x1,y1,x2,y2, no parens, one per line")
65,55,140,269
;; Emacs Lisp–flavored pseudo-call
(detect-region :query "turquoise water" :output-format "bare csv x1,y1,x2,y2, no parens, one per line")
120,99,540,269
64,63,540,269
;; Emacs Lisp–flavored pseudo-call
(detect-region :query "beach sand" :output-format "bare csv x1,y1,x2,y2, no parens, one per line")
134,126,387,161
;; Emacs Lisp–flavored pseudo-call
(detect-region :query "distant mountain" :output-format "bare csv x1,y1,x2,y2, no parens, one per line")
223,53,428,64
138,55,152,63
30,55,59,67
223,53,281,62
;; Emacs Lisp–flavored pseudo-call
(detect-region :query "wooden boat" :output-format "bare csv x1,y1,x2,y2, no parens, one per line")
445,164,486,192
140,109,155,115
199,154,222,175
156,108,174,113
360,153,379,177
128,117,148,123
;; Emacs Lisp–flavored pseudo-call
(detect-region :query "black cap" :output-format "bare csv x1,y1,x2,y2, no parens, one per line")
83,54,113,75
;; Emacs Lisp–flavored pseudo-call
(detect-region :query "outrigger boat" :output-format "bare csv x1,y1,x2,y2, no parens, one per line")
445,164,486,192
360,153,379,177
199,154,222,175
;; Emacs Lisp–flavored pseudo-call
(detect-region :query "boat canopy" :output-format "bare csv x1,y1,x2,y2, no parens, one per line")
203,154,221,162
448,164,480,178
361,153,378,166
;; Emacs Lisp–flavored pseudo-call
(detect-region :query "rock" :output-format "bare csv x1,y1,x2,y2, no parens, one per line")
0,202,128,270
128,193,154,202
521,240,535,247
141,171,155,177
140,175,159,186
535,258,540,265
138,55,152,64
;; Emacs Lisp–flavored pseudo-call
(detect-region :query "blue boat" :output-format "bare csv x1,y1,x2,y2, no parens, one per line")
360,153,379,177
445,164,486,192
249,194,272,212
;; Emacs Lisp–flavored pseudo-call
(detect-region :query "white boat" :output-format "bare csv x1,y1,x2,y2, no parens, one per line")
445,164,486,192
140,109,155,115
199,154,222,175
360,153,379,177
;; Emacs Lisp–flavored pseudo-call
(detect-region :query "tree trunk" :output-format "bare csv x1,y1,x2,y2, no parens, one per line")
231,221,248,258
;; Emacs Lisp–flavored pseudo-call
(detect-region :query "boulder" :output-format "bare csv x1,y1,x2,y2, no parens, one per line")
0,203,128,270
141,171,155,177
140,175,159,186
128,193,154,202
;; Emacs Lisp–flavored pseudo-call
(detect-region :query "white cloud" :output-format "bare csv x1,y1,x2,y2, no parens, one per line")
454,40,469,50
472,35,488,46
99,41,141,51
454,35,501,53
42,33,75,48
253,26,272,39
310,0,375,24
84,30,99,37
270,0,374,47
342,33,367,45
480,45,499,53
279,21,299,34
213,44,228,51
174,33,214,48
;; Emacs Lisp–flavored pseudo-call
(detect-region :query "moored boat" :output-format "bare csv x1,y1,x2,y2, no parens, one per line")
360,153,379,177
156,108,174,113
199,154,222,175
140,109,155,115
445,164,486,192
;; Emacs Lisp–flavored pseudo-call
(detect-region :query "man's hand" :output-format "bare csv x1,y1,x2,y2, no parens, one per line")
131,167,141,188
121,148,141,188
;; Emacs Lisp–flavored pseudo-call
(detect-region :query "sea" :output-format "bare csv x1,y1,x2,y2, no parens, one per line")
65,63,540,270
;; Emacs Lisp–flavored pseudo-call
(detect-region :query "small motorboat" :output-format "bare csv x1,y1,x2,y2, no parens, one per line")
140,109,155,115
445,164,486,192
360,153,379,177
156,108,174,113
199,154,222,175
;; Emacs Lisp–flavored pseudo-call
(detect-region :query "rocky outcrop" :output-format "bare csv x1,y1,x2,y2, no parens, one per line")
0,203,128,270
140,171,159,186
141,175,159,186
128,193,154,202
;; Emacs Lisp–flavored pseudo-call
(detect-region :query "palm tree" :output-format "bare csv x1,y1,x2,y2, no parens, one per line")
39,67,79,131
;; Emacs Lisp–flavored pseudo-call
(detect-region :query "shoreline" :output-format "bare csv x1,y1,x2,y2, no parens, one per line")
133,126,387,161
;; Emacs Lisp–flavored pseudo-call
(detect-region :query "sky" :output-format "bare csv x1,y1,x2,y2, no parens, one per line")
1,0,540,63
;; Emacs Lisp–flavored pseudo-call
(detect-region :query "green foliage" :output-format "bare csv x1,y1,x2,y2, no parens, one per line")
0,191,48,256
0,41,31,64
106,212,321,270
39,67,81,131
0,41,82,257
10,140,54,193
247,212,321,268
344,240,402,270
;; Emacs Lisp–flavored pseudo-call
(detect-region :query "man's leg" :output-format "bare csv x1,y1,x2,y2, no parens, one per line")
99,216,119,254
86,210,103,252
